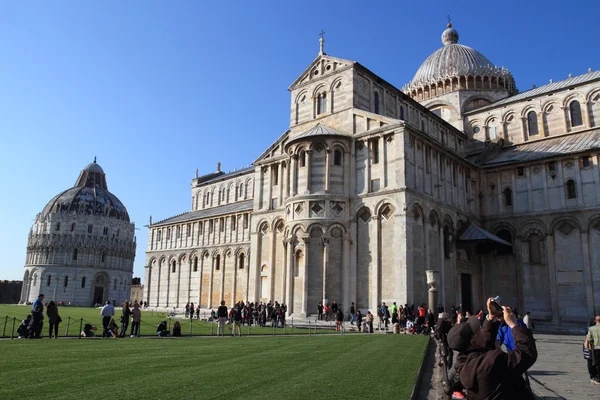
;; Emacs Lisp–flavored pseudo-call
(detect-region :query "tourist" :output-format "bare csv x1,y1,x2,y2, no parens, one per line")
196,305,200,320
523,311,533,331
383,304,390,330
217,300,228,337
156,321,170,337
317,302,324,321
30,293,44,339
189,303,195,320
120,301,131,338
100,300,115,338
417,303,426,329
585,315,600,385
17,315,32,339
400,306,407,327
335,306,344,331
324,303,330,322
331,300,339,315
107,318,119,338
447,298,538,399
46,301,61,339
232,304,243,336
185,302,190,319
130,302,141,337
426,309,435,334
349,302,356,325
366,311,374,333
356,310,363,332
172,321,182,337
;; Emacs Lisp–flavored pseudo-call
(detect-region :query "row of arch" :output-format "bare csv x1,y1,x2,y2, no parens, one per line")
406,74,517,101
194,177,254,211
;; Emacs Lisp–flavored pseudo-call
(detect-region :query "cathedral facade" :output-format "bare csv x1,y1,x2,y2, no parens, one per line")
21,161,136,306
145,24,600,327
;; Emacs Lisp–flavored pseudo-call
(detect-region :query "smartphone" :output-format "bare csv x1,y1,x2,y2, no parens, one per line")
490,296,503,316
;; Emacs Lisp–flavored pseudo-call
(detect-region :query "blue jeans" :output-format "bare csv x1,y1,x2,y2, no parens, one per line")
349,313,356,324
120,322,128,337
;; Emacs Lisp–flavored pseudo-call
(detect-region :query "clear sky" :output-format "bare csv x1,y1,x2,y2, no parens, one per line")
1,1,598,282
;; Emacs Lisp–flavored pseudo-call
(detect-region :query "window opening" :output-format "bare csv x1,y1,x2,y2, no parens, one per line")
503,188,513,206
527,111,539,136
566,179,577,199
569,101,583,127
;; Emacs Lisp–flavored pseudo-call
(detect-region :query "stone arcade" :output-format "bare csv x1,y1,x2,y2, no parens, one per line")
145,24,600,328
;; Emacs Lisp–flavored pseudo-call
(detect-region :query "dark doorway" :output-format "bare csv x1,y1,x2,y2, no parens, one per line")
93,287,104,305
461,273,473,314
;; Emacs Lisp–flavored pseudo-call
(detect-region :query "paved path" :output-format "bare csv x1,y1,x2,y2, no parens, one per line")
528,334,599,400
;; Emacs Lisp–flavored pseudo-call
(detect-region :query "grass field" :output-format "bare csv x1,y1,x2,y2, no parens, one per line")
0,305,339,338
0,334,428,400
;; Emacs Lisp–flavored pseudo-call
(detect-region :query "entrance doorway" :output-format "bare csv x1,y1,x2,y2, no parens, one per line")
93,287,104,305
460,273,473,314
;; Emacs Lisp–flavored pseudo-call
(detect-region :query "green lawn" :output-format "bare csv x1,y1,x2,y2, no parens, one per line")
0,305,340,337
0,335,428,400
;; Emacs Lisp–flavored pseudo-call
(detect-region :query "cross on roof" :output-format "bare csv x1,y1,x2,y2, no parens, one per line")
319,30,326,39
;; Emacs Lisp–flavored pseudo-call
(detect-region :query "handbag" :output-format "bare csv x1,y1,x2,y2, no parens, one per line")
583,344,592,360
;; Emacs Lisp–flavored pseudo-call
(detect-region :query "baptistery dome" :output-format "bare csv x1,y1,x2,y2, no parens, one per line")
404,23,516,100
21,159,136,307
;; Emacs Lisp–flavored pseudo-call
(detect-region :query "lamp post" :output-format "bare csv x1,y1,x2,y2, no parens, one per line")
426,270,439,316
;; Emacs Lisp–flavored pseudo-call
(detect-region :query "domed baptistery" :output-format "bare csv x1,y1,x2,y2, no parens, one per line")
20,159,136,306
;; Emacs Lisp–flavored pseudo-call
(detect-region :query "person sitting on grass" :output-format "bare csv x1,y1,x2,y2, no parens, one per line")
81,323,96,337
107,318,119,338
17,315,32,339
157,321,170,337
172,321,182,337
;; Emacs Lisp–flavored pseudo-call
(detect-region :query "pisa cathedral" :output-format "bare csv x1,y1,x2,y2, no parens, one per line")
145,23,600,327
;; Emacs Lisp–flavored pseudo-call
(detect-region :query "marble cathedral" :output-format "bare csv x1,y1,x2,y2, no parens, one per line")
144,24,600,328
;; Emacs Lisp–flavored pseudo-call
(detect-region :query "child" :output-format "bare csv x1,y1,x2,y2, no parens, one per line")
107,318,119,338
17,315,32,338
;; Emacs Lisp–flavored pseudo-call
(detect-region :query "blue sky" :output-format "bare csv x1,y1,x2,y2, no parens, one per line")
1,1,598,281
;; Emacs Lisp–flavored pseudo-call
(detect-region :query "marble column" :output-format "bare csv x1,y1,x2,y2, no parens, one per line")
198,253,204,307
322,237,329,305
290,155,298,196
324,150,331,191
306,150,313,193
285,238,294,314
207,256,214,309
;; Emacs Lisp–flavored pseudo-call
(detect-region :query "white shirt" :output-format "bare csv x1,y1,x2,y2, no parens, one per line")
523,314,532,329
101,304,115,317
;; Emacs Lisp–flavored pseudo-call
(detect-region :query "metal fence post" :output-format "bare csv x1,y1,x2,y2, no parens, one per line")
309,320,311,336
65,316,71,337
190,318,193,337
210,319,214,336
291,318,293,335
2,315,8,337
10,317,16,339
79,318,83,339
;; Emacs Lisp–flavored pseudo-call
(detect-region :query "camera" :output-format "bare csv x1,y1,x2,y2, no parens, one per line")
490,296,503,316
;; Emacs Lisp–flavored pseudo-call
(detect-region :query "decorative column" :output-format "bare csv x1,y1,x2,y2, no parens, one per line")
583,101,591,128
198,253,204,307
219,253,225,305
343,150,350,194
342,234,350,313
369,215,379,310
561,106,569,133
176,259,182,307
281,238,287,306
232,254,238,308
285,238,294,315
545,234,559,324
324,150,331,191
364,141,370,194
207,256,214,309
520,117,528,142
290,155,298,196
145,266,151,307
322,237,330,305
267,166,273,210
580,231,595,316
306,150,313,193
426,270,439,315
278,162,284,202
156,264,161,307
382,135,388,188
301,236,310,316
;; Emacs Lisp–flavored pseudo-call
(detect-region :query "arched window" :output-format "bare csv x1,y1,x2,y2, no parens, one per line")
373,91,380,114
529,234,542,263
55,222,61,231
101,253,106,263
205,193,210,205
215,254,221,270
193,257,198,272
569,101,583,127
400,105,405,120
333,150,342,166
299,150,306,167
64,276,69,287
443,226,451,259
72,249,78,261
47,275,52,286
527,111,538,136
294,250,304,277
566,179,577,199
172,261,176,273
81,277,86,288
317,92,327,114
503,188,513,207
496,229,513,255
239,253,245,269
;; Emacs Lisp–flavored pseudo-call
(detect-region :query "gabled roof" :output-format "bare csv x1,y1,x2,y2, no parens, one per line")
467,70,600,114
289,54,355,90
458,222,512,246
481,130,600,167
152,200,254,227
254,130,290,164
198,166,255,185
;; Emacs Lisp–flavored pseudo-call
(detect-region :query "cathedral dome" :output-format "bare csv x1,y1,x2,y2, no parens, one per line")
40,159,130,222
404,23,516,99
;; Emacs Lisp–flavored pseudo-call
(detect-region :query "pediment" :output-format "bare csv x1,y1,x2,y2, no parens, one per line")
289,54,355,90
254,130,291,164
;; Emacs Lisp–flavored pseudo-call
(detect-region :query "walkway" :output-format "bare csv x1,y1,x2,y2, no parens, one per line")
526,334,599,400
